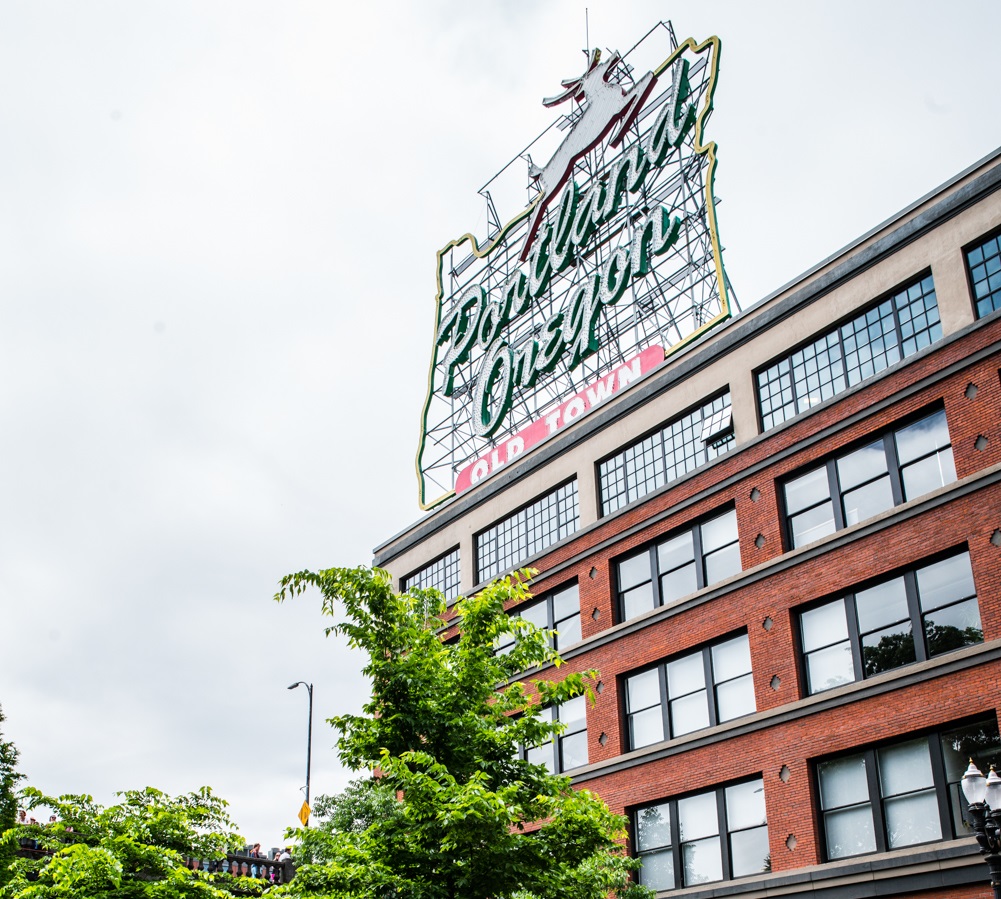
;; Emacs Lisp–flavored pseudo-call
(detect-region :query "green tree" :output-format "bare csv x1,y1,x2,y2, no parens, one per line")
273,566,651,899
1,786,261,899
0,706,23,891
295,777,403,866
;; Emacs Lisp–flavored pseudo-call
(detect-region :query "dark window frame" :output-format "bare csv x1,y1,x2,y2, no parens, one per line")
964,225,1001,319
795,547,982,695
495,580,582,656
755,271,941,432
632,775,769,890
780,405,955,550
519,694,588,774
401,547,462,603
614,506,741,623
596,390,734,517
622,630,755,751
815,716,1001,862
474,479,579,584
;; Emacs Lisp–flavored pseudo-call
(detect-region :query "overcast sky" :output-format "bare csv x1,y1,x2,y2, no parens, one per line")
3,0,1001,850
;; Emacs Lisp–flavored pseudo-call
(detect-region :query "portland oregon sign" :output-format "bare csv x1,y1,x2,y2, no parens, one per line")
416,23,734,509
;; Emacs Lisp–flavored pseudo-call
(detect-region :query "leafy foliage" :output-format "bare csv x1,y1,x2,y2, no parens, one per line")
1,786,259,899
274,566,650,899
0,706,22,890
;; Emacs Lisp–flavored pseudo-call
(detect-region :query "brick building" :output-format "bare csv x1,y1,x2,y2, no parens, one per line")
375,141,1001,898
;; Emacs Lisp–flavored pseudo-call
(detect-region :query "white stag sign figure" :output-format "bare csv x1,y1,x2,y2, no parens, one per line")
521,48,656,261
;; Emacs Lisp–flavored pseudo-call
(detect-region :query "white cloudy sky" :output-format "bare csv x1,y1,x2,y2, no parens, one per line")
2,0,1000,849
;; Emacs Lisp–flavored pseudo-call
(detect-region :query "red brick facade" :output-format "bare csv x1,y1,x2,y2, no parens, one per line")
379,152,1001,898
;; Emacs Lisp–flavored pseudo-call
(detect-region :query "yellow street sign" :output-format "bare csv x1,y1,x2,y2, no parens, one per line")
298,800,310,826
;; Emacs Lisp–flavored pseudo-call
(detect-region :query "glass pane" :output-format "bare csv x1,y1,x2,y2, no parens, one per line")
895,410,950,464
855,577,908,634
560,695,586,728
818,754,869,808
701,509,738,552
916,553,975,612
555,614,581,650
806,642,855,693
730,826,770,878
682,837,722,885
836,440,887,490
522,602,549,632
825,806,876,858
622,583,655,621
884,790,941,848
716,674,755,722
841,476,893,526
790,502,836,547
678,791,719,841
657,530,695,573
924,598,982,656
879,738,933,795
527,741,554,772
638,848,674,890
667,652,706,697
725,779,766,830
704,543,741,585
551,584,579,621
941,721,1001,781
901,450,956,499
627,669,662,712
661,563,698,605
636,802,672,851
560,731,588,771
712,635,751,682
618,552,651,591
670,691,710,736
630,706,666,749
784,467,831,514
861,623,915,676
801,600,849,652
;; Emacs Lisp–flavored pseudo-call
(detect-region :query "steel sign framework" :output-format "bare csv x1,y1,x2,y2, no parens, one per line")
416,23,735,510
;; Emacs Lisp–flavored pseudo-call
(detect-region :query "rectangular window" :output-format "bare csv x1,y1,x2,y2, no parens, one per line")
757,275,942,431
476,481,579,583
616,508,741,622
817,718,1001,860
401,548,461,603
496,582,581,656
782,408,956,549
624,632,755,750
967,231,1001,318
598,392,733,516
634,777,769,890
799,550,982,695
521,695,588,773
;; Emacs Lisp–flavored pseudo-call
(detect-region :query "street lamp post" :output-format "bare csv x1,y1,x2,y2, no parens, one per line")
287,681,313,825
961,760,1001,899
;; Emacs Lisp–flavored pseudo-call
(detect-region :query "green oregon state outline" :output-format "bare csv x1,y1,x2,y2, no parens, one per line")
416,35,729,511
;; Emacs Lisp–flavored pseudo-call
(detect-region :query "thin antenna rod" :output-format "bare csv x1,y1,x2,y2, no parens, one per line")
585,8,589,57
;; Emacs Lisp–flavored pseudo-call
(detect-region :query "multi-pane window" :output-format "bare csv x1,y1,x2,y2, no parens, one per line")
496,582,581,656
624,633,755,749
799,551,982,695
967,231,1001,318
476,481,579,583
616,508,741,622
402,548,461,603
783,408,955,549
817,718,1001,860
521,695,588,773
599,392,733,516
634,778,769,890
758,275,942,431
